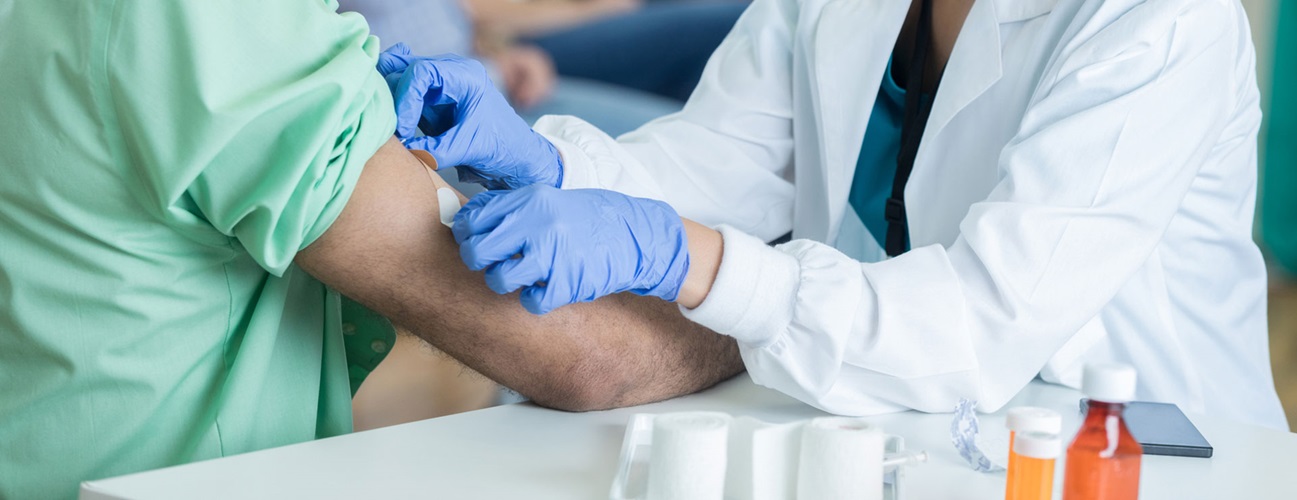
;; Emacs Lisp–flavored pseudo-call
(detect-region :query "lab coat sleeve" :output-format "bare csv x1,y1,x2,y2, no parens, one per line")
684,0,1245,414
533,0,798,242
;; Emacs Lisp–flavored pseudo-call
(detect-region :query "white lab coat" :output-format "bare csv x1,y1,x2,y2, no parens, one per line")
535,0,1288,429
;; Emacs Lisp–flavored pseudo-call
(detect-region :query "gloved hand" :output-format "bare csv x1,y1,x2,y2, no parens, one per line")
377,43,413,79
375,44,563,190
452,185,691,315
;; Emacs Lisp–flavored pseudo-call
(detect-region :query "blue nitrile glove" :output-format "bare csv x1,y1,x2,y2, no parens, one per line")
452,185,690,315
375,44,563,190
377,43,413,79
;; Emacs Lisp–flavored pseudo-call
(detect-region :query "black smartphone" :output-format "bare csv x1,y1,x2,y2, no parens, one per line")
1079,399,1213,458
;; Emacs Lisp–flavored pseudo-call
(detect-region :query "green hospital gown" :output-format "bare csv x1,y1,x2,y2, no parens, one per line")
0,1,396,497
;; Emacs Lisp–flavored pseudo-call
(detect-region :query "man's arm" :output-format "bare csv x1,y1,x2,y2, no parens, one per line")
296,137,743,410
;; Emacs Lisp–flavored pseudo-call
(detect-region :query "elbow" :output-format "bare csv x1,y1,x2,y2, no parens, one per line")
525,354,635,412
529,386,624,413
524,336,745,412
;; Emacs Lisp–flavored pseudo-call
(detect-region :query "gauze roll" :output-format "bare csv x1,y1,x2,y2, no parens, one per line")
796,417,885,500
725,417,803,500
646,412,731,500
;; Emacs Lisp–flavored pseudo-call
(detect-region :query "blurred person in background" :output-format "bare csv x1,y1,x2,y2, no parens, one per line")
341,0,683,138
467,0,748,101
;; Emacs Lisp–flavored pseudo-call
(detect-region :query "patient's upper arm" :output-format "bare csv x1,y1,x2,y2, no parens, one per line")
295,137,458,312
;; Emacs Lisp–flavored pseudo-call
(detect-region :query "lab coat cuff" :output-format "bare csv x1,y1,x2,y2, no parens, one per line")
535,116,601,190
681,225,799,347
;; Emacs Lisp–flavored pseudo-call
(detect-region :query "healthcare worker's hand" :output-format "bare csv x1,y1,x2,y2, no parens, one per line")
453,185,691,315
376,44,563,190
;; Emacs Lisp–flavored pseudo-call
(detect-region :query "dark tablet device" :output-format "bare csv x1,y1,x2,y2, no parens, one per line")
1079,399,1213,458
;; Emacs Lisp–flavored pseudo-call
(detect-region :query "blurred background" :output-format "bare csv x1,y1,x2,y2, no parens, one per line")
1245,0,1297,431
342,0,1297,431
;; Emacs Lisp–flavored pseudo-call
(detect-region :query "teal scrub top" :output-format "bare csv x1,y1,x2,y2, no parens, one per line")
848,59,908,247
1262,1,1296,274
0,1,397,497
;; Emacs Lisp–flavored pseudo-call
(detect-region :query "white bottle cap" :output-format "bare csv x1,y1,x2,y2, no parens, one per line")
1013,432,1062,459
1005,407,1062,435
1082,363,1137,403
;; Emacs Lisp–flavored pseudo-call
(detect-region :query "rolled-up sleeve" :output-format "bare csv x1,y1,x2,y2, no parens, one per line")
105,0,396,275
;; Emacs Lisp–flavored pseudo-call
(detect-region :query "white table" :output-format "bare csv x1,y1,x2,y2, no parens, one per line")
81,375,1297,499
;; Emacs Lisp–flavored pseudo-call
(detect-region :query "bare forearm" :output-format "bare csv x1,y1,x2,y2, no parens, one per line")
373,225,741,410
298,139,742,410
469,0,626,38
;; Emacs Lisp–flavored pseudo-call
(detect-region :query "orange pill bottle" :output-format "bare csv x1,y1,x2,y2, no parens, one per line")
1005,407,1062,500
1006,431,1060,500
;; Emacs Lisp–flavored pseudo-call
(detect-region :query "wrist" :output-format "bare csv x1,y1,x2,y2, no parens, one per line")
553,150,565,188
676,219,722,309
627,200,692,302
536,133,564,188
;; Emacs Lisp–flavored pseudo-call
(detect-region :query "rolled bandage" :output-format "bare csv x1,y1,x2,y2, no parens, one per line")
437,188,460,228
646,412,731,500
796,416,885,500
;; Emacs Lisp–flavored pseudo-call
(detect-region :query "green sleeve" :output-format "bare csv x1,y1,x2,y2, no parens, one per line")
103,0,396,275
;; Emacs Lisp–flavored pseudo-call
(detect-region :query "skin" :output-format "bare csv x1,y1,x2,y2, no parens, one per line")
893,0,977,92
352,333,500,429
297,138,744,411
676,0,975,308
492,45,557,110
467,0,641,39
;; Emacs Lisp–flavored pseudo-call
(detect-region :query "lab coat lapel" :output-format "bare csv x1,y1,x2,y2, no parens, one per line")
810,0,909,243
903,0,1005,242
902,0,1053,242
921,0,1003,146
